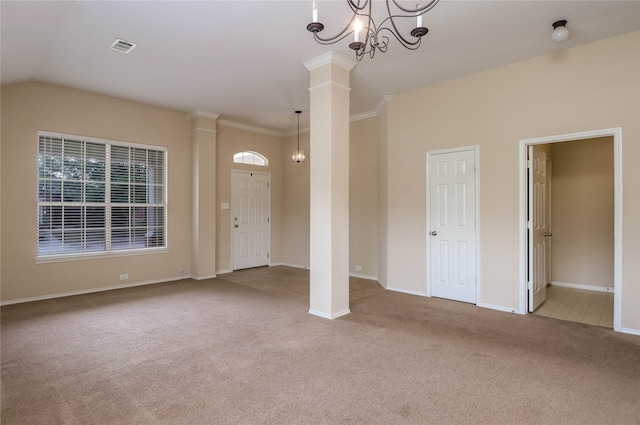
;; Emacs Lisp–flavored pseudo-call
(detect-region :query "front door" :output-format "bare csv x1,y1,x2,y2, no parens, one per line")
528,145,551,311
232,171,270,270
428,149,477,304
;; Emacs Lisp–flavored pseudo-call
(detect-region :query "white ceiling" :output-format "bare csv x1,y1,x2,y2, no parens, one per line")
2,1,639,134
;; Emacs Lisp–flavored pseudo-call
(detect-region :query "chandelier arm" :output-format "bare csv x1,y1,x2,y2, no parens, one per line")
378,27,422,50
389,0,439,14
314,9,377,46
313,30,356,45
381,3,422,48
379,14,427,47
346,0,370,13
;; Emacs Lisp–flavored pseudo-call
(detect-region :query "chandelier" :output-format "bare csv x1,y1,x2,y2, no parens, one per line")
307,0,439,61
291,111,306,163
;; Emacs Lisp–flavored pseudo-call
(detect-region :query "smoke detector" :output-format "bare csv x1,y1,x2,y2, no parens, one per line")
109,38,137,54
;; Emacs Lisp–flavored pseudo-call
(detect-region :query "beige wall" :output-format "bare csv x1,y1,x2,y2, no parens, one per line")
215,125,283,273
383,31,639,330
281,131,311,268
349,117,379,278
550,137,614,289
1,82,192,301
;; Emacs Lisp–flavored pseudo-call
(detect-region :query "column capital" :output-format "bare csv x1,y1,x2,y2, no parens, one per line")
304,51,356,72
189,110,220,120
190,110,219,133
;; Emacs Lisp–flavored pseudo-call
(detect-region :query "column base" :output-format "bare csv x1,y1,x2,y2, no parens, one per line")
308,308,351,320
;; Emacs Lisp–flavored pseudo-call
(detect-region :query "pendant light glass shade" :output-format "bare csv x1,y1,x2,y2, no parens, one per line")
291,110,305,163
291,149,306,163
551,20,569,43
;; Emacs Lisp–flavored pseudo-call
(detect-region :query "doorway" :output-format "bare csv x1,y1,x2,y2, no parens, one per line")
519,128,622,331
231,170,270,270
426,146,479,304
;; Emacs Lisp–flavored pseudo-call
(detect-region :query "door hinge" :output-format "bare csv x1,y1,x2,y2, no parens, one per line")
267,217,270,223
267,253,270,259
527,281,532,290
267,182,270,188
527,159,532,169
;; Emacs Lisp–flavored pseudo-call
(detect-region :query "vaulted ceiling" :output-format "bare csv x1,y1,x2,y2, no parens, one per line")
2,1,639,134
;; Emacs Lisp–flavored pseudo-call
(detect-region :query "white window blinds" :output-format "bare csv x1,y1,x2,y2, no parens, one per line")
38,132,167,258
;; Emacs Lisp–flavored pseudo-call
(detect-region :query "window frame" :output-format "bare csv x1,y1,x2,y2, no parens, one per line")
36,130,168,263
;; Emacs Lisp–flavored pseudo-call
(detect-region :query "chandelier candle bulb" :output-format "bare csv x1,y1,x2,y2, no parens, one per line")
354,18,362,42
417,4,422,28
312,1,318,23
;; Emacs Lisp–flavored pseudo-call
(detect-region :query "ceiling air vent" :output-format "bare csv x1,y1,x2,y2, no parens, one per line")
109,38,137,54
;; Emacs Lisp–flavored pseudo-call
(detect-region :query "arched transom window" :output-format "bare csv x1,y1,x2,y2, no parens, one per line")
233,151,268,166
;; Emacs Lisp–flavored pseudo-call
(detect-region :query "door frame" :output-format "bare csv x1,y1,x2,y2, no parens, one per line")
230,169,271,271
518,128,622,331
426,145,481,302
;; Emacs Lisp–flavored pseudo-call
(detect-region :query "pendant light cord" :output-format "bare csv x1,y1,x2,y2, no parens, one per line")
296,110,301,151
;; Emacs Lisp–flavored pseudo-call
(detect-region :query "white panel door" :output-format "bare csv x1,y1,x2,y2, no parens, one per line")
232,171,270,270
528,145,550,311
428,149,477,304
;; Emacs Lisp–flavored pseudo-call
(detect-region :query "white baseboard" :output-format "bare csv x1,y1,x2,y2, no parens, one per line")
386,286,428,297
620,327,640,336
551,281,613,293
477,302,520,314
308,308,351,319
271,262,309,270
0,275,190,306
271,264,376,281
218,264,309,274
349,272,378,281
191,273,217,281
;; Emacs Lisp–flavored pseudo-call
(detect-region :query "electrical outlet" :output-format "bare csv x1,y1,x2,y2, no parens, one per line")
355,265,362,271
119,274,129,280
179,268,185,274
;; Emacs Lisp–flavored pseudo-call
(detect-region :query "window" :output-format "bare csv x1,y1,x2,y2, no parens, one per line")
38,131,167,259
233,151,268,166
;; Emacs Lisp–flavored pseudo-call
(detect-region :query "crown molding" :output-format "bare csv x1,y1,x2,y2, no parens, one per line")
376,95,394,114
217,119,285,138
350,111,378,122
283,126,311,138
205,94,392,136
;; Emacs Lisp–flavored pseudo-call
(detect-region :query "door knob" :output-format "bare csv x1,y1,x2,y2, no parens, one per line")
431,231,437,236
234,224,239,228
544,232,552,237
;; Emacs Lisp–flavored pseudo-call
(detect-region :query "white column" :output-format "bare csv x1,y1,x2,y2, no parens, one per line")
304,52,356,319
190,110,219,279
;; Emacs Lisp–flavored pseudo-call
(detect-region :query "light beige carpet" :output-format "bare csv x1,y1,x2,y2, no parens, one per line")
1,266,639,425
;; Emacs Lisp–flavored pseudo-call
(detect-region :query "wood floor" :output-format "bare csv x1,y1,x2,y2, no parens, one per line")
533,285,614,328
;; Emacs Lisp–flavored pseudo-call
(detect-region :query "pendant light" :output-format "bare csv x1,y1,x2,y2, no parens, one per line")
291,110,305,163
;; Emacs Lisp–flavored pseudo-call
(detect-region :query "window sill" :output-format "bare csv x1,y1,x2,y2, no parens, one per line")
35,247,169,264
